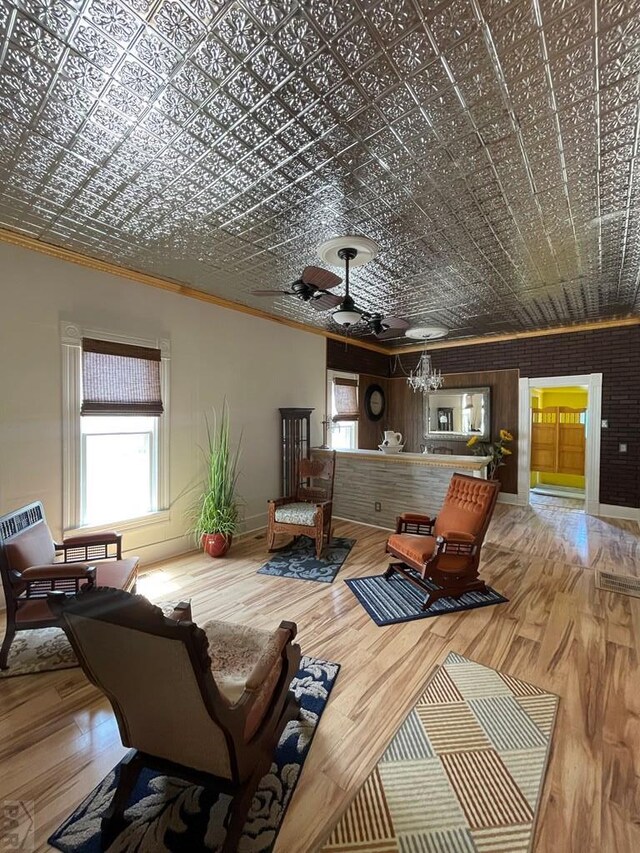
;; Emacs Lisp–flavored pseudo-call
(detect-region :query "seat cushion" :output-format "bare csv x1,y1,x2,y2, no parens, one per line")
94,558,138,591
203,620,284,740
274,502,317,525
387,533,436,565
387,533,471,574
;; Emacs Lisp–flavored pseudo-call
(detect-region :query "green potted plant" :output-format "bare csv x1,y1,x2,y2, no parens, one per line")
192,403,242,558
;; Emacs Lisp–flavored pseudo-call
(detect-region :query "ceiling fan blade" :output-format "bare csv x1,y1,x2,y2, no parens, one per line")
379,316,410,330
251,289,290,296
375,327,407,340
310,292,343,310
301,265,342,291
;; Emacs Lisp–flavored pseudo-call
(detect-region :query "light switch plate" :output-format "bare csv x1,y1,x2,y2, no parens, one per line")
601,419,608,428
619,443,627,453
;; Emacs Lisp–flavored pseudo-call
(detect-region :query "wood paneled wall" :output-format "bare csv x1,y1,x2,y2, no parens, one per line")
386,369,520,494
358,374,390,450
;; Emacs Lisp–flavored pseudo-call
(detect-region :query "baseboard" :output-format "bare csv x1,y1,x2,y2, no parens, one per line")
597,503,640,522
333,515,394,532
497,493,525,506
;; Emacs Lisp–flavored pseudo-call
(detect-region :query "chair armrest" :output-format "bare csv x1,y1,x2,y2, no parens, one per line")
58,531,120,547
166,601,193,623
21,563,96,581
396,513,436,534
437,531,475,543
431,533,477,559
244,621,298,693
55,531,122,561
267,497,294,508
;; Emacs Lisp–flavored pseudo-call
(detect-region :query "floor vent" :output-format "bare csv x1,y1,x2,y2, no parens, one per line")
595,569,640,598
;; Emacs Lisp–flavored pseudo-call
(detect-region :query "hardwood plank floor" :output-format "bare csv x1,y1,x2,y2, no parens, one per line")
1,502,639,852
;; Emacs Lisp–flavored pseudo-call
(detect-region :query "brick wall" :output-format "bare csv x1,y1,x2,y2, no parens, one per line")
396,327,640,508
326,338,390,377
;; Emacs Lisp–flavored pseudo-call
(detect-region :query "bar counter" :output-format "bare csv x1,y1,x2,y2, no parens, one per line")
316,448,492,530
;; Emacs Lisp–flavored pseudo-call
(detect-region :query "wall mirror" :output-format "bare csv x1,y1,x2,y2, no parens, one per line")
424,387,491,441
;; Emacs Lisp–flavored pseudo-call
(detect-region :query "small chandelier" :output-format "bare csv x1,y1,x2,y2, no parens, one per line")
406,351,443,393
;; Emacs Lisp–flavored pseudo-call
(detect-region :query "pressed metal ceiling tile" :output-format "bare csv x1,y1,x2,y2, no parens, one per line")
0,0,638,343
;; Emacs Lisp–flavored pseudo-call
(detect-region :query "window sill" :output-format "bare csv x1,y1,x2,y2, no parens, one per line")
64,509,171,538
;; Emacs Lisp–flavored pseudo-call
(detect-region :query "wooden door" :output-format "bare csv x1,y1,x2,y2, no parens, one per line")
531,407,558,473
557,407,586,475
531,406,586,475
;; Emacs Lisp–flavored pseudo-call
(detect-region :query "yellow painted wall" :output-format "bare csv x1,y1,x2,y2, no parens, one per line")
530,387,587,489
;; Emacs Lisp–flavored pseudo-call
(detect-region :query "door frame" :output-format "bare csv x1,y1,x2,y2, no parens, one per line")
517,373,602,515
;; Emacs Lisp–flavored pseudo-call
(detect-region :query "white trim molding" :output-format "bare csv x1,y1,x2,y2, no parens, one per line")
598,504,640,523
60,321,170,532
517,373,603,516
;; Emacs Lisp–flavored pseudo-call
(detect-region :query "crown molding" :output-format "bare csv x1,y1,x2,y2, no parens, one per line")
387,316,640,354
3,228,638,357
0,227,390,355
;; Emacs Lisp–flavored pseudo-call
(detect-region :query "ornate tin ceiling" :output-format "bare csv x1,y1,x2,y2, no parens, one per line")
1,0,639,345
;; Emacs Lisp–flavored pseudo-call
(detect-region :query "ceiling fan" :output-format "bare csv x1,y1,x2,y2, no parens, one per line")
320,240,408,338
251,265,343,311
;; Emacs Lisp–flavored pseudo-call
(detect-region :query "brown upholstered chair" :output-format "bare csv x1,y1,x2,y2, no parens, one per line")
385,474,500,609
0,501,138,669
267,451,336,558
48,586,301,852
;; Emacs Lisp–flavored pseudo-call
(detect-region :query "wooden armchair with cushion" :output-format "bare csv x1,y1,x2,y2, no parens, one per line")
385,473,500,610
267,451,336,558
48,586,301,852
0,501,138,669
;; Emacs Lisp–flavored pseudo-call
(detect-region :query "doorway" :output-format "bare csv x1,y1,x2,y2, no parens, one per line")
517,374,602,515
529,385,588,508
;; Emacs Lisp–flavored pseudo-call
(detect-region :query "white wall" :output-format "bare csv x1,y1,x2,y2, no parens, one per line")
0,243,326,563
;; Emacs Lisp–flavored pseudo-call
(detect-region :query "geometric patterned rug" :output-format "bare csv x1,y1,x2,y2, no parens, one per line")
257,535,355,583
321,652,558,852
0,602,181,678
49,656,340,853
345,572,507,625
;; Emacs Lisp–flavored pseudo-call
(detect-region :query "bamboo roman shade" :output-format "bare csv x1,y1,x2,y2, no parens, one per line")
332,377,358,422
81,338,163,416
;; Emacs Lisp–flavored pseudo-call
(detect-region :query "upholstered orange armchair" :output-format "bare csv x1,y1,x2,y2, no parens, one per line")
49,586,301,852
267,451,336,558
385,474,500,609
0,501,138,669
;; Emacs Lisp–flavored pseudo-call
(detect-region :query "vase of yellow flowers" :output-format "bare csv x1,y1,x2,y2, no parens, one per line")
467,429,513,480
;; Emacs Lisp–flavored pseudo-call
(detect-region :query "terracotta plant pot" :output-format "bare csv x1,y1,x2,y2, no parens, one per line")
201,533,233,558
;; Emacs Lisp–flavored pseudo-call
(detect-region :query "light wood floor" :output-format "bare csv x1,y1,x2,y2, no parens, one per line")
1,501,639,852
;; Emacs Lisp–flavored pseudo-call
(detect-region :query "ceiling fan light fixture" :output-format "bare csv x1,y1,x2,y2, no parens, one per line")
332,294,362,327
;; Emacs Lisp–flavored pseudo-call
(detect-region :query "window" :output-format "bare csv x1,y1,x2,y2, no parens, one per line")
327,371,358,450
81,416,158,526
61,323,170,532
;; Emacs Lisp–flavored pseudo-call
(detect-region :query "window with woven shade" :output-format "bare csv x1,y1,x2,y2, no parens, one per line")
332,376,359,422
81,338,164,416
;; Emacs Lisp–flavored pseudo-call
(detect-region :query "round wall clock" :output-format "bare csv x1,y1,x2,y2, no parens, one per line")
364,383,386,421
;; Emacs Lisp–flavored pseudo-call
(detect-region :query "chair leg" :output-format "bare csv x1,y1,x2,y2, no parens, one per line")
384,562,399,580
101,750,143,848
267,527,276,551
0,624,16,670
222,760,268,853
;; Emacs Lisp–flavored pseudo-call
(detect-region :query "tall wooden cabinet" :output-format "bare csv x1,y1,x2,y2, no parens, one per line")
279,408,314,498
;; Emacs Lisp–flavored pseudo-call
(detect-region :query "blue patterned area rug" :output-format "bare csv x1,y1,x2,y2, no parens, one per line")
49,656,340,853
258,536,355,583
346,572,507,626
